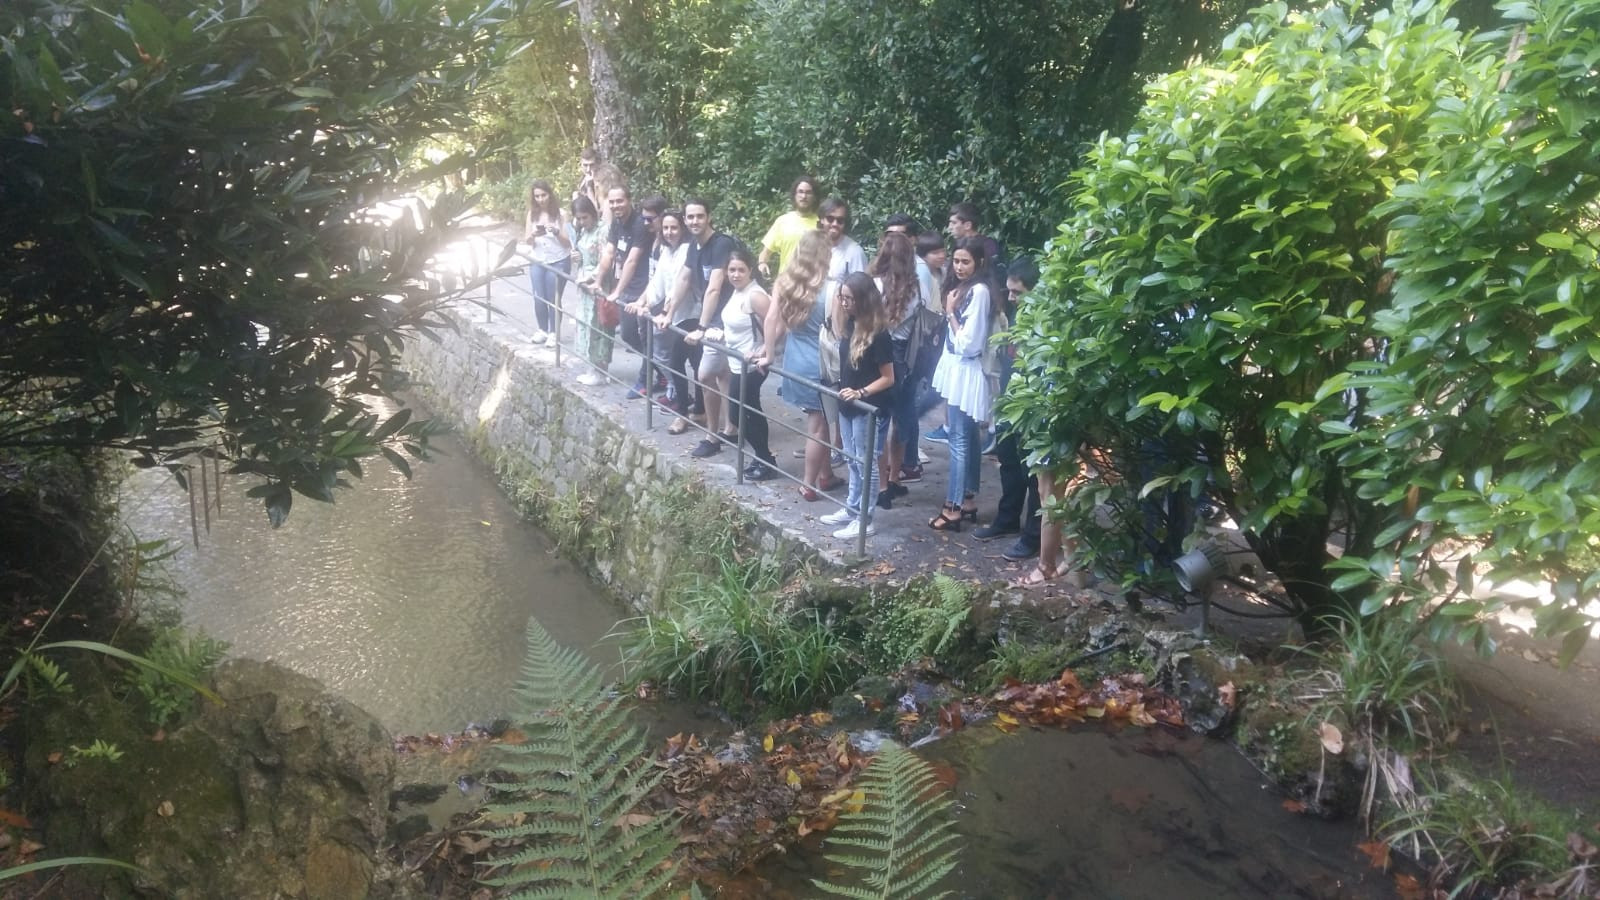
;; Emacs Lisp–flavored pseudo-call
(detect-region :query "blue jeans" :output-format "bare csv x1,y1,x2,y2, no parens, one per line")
945,405,981,506
841,411,889,523
528,258,568,334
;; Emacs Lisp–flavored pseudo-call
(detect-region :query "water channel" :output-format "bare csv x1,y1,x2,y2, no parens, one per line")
121,420,1392,898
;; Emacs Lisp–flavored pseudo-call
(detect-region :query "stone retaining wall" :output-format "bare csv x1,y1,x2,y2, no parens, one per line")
400,307,831,610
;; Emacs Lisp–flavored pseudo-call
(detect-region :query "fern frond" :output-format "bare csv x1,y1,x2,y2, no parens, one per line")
812,745,961,900
476,617,679,899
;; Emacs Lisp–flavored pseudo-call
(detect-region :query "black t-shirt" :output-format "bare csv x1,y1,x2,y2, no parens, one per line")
608,210,654,300
838,322,895,416
685,232,737,316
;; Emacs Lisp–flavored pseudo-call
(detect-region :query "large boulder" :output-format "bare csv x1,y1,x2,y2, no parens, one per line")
31,658,395,899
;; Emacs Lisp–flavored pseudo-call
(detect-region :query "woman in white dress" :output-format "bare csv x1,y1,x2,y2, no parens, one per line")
929,237,994,531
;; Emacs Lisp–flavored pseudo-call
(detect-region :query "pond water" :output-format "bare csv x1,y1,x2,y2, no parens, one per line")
119,415,624,735
121,409,1390,898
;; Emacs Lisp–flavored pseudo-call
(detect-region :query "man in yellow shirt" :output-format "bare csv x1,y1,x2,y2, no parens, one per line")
756,176,820,278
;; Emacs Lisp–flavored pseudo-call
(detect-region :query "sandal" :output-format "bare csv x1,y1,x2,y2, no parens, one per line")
1010,564,1058,589
667,417,690,436
928,504,964,532
799,486,821,502
817,474,844,493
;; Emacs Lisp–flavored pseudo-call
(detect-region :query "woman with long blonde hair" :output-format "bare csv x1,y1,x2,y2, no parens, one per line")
752,232,839,500
818,271,896,539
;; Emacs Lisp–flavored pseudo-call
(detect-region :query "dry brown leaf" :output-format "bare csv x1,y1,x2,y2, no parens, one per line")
1282,798,1307,814
1356,839,1391,870
1319,721,1344,754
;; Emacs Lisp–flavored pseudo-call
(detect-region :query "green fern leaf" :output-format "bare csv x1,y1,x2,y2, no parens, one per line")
476,617,679,899
812,745,961,900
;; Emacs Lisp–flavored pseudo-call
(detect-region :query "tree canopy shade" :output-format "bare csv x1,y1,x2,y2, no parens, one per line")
1,0,525,524
1004,0,1600,652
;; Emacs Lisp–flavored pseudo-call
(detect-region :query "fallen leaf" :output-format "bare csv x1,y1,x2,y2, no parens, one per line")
1357,839,1391,870
1282,798,1307,814
454,833,494,854
46,751,62,765
785,768,801,789
1393,872,1424,900
1522,648,1541,662
18,838,44,857
614,813,654,831
762,734,774,753
157,800,175,817
808,711,833,727
0,809,31,829
1319,722,1344,754
845,790,866,813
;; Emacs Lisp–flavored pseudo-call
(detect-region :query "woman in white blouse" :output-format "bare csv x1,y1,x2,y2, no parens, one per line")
929,237,994,531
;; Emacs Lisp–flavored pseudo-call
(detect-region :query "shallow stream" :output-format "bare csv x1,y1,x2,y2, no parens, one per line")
122,420,1391,898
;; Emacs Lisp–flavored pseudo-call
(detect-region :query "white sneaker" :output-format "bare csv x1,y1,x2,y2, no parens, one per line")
832,519,876,540
576,372,605,386
529,330,548,345
819,508,855,526
918,448,930,464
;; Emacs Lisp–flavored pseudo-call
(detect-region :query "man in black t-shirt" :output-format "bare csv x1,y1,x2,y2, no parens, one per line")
597,186,655,397
660,199,737,454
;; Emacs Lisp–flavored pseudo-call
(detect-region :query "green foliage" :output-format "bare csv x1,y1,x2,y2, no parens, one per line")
1,0,523,523
122,627,228,729
1324,0,1600,654
16,652,73,697
980,639,1081,692
622,560,856,717
487,0,1252,246
858,576,972,672
478,617,678,898
63,739,125,768
1004,0,1474,627
812,746,961,900
1384,766,1587,896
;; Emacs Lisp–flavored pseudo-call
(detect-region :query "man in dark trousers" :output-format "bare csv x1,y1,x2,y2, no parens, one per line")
976,258,1042,562
596,186,655,398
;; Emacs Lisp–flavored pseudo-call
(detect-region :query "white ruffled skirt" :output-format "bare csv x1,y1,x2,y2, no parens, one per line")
932,352,992,420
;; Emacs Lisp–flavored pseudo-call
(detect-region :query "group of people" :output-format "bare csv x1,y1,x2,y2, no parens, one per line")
519,154,1077,588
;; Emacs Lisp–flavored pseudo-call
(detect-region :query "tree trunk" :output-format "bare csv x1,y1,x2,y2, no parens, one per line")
574,0,637,166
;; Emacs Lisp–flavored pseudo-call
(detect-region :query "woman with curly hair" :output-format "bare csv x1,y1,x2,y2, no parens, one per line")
868,231,922,507
752,231,838,501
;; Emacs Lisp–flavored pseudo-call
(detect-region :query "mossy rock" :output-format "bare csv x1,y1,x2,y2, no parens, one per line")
27,658,395,899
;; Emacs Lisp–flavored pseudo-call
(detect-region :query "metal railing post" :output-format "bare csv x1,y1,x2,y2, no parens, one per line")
553,285,563,368
858,410,877,560
644,321,655,431
734,359,747,484
484,238,493,324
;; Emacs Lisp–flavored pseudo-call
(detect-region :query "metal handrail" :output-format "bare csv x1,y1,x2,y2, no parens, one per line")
498,253,885,559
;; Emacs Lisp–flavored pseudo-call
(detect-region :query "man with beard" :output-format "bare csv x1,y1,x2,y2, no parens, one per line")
658,199,738,452
757,175,820,280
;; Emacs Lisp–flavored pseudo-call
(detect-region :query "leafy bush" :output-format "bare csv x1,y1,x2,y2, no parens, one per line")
1004,0,1472,629
2,0,517,522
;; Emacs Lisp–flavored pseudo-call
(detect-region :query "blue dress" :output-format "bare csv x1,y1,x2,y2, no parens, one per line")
779,288,829,412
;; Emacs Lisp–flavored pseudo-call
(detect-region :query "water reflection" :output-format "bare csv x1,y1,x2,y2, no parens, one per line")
120,424,625,736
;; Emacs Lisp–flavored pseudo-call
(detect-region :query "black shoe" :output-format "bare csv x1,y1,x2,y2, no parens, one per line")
690,439,721,458
974,522,1020,541
1002,539,1039,561
876,490,894,510
887,482,909,499
744,461,776,481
